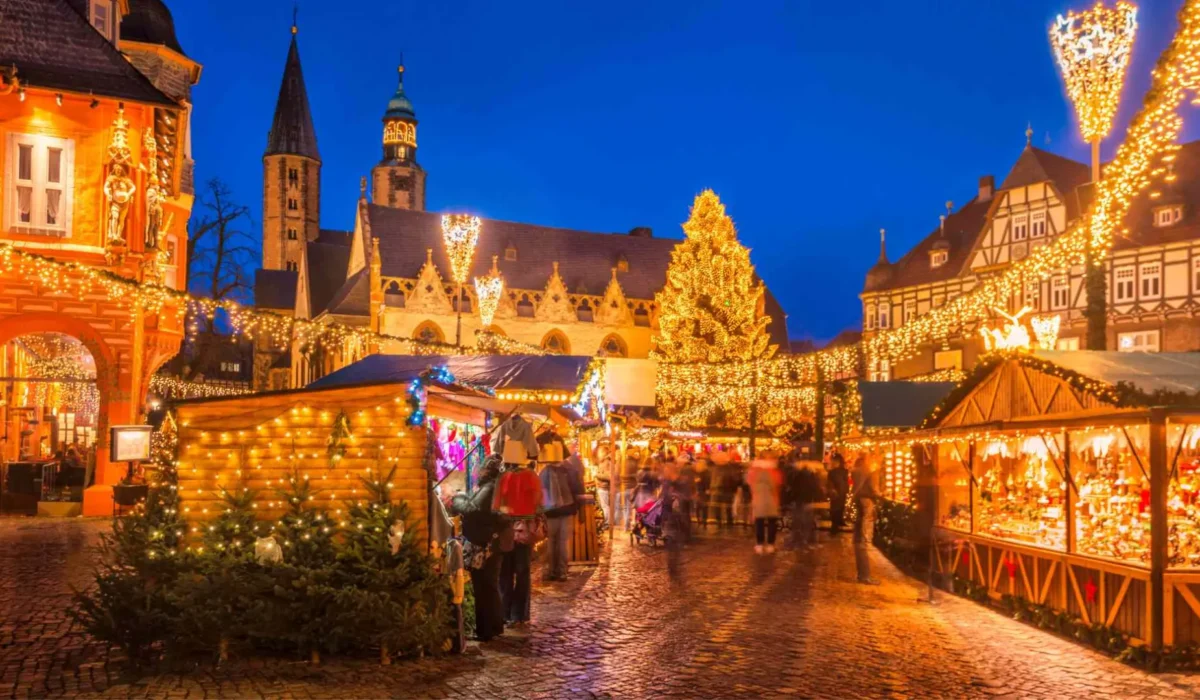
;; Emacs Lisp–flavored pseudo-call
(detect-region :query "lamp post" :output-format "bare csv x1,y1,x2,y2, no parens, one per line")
474,255,504,330
1050,1,1138,350
441,214,481,347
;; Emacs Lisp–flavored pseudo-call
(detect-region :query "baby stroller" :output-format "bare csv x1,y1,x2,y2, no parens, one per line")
631,497,667,546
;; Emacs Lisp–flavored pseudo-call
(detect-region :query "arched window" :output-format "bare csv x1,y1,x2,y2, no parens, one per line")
384,281,405,308
413,321,444,345
598,334,627,358
633,306,650,327
516,295,535,318
576,299,594,323
541,330,570,355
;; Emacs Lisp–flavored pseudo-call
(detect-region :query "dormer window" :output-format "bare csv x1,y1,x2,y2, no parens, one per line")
616,255,629,273
504,244,517,262
1154,205,1183,227
930,250,948,268
91,1,114,42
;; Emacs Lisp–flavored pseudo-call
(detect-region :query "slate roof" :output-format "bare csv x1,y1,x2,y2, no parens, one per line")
858,381,957,429
363,204,790,345
255,269,297,310
864,196,992,292
0,0,176,105
1000,145,1091,193
325,270,371,316
305,238,352,316
120,0,186,56
265,34,320,159
1116,139,1200,251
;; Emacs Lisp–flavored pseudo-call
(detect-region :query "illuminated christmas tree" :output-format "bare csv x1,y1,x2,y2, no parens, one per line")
653,190,776,364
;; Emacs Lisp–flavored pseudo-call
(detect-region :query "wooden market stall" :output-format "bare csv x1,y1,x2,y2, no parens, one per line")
174,376,487,547
918,351,1200,649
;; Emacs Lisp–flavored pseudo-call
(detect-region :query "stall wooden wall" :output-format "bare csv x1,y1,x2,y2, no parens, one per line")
173,385,482,542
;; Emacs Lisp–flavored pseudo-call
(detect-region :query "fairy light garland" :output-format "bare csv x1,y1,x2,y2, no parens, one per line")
473,256,504,329
441,215,481,286
149,375,250,400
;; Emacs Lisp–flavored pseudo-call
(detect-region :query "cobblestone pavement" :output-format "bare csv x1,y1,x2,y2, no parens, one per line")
3,518,1200,699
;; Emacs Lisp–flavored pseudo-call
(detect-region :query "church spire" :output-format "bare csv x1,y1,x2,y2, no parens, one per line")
265,20,319,160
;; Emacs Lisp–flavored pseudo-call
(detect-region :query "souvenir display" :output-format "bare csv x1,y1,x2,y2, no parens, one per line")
1071,429,1150,564
972,437,1067,550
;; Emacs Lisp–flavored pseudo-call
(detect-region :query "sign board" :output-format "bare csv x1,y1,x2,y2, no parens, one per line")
602,358,657,407
110,425,153,462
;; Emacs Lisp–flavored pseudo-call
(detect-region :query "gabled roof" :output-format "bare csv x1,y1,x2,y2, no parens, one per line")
325,269,370,316
265,33,320,160
864,197,992,292
1116,140,1200,251
1000,145,1090,193
254,269,298,310
305,238,351,316
0,0,176,105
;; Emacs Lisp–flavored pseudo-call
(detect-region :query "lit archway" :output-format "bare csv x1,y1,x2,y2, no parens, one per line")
598,334,627,358
541,329,571,355
413,321,445,344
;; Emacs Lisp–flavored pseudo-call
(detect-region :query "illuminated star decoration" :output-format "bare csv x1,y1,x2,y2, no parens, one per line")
1051,1,1138,143
473,255,504,328
440,214,481,285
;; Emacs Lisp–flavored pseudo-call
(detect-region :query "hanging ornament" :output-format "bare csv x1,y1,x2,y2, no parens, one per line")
254,535,283,564
1003,556,1017,580
389,521,406,555
1085,577,1098,603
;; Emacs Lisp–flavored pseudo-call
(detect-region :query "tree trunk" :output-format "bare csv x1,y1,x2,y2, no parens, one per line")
1085,242,1108,350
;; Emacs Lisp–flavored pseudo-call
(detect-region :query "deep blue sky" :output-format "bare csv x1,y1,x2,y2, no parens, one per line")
172,0,1190,342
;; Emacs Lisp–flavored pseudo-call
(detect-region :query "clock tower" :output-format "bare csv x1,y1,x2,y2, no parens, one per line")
371,62,426,211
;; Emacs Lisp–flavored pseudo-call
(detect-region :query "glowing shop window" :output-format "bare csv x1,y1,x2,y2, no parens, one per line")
1070,427,1150,563
973,435,1067,550
937,443,970,533
1118,330,1160,353
1056,337,1080,351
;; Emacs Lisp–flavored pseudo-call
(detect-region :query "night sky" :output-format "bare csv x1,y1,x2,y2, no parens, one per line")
171,0,1190,343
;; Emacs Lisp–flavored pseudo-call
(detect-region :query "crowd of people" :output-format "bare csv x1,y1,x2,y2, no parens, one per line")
596,445,881,585
448,433,885,642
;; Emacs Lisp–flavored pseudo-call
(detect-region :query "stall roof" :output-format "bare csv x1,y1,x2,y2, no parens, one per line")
859,381,957,429
309,354,593,392
1036,351,1200,395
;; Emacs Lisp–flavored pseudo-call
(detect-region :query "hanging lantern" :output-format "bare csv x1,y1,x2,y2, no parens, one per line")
474,255,505,328
1050,1,1138,143
441,214,481,285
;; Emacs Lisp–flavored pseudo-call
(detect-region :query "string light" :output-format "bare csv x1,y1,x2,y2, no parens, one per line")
149,375,250,400
440,214,481,286
473,255,504,328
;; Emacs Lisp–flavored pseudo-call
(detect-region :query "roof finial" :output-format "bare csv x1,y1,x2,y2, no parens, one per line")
359,176,367,197
878,228,888,263
291,2,298,35
425,248,433,265
491,255,499,275
1025,122,1033,146
939,214,946,237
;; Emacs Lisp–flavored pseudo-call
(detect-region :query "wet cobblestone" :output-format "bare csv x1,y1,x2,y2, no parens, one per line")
1,518,1199,698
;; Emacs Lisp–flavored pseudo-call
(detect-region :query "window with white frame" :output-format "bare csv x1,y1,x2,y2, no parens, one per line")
1012,215,1028,241
869,360,891,382
1154,205,1183,227
930,249,948,268
163,236,178,289
903,299,916,325
1025,280,1041,310
1031,211,1047,237
90,1,114,41
1118,330,1161,353
1114,266,1135,302
865,304,876,330
878,301,890,329
1140,262,1161,299
1051,275,1069,310
5,133,74,235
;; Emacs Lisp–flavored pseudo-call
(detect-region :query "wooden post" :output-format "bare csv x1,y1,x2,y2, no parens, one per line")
1065,430,1076,556
968,440,977,535
1150,409,1168,650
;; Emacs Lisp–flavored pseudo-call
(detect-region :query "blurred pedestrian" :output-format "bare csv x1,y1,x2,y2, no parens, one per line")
676,454,696,542
660,459,689,581
748,452,783,554
541,453,585,582
852,455,880,585
617,446,642,529
789,459,822,550
713,452,738,527
595,444,614,528
827,453,850,533
449,456,507,641
694,457,712,527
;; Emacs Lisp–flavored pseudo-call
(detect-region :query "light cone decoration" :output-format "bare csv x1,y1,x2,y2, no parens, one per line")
440,214,481,285
1050,1,1138,143
474,255,504,328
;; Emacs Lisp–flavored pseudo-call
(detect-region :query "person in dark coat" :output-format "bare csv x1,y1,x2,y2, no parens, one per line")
694,458,712,527
449,457,507,641
827,453,850,533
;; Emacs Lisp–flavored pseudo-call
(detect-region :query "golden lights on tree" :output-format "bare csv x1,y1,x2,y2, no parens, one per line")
473,255,504,328
1051,1,1138,143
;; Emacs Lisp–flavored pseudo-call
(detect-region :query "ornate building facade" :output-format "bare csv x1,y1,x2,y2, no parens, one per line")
0,0,198,512
253,30,788,391
861,132,1200,380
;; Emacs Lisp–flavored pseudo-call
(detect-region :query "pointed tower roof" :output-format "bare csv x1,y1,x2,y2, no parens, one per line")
999,145,1088,192
265,25,320,160
384,60,416,120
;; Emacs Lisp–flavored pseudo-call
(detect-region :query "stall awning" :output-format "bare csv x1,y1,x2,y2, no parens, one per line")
859,381,957,429
1036,350,1200,394
309,354,592,392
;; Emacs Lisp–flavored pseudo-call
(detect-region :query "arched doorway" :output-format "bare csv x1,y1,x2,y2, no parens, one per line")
0,332,100,513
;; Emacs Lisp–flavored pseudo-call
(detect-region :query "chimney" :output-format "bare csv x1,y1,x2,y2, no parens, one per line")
628,226,653,238
978,175,994,202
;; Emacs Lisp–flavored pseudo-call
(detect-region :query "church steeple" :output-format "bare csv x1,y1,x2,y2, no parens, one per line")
265,25,319,160
372,57,426,211
262,18,321,272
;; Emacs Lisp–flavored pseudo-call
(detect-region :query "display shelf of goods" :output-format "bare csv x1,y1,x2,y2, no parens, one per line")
882,448,915,504
974,437,1067,551
936,442,971,533
1070,428,1150,565
1167,423,1200,568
